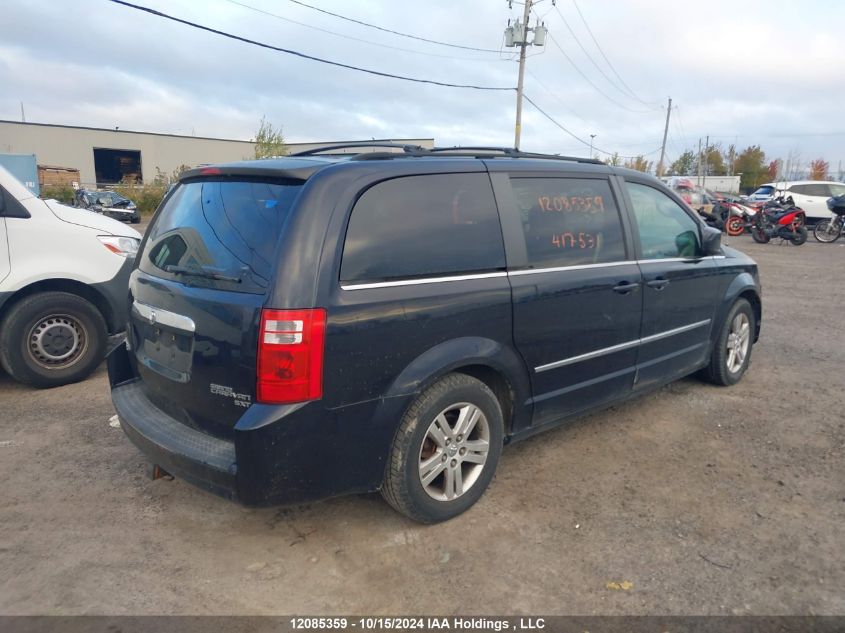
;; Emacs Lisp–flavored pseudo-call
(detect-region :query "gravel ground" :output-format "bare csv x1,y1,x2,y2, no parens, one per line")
0,235,843,615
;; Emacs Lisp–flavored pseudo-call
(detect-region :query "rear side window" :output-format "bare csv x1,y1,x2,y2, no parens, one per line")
789,183,829,197
509,177,627,268
139,179,302,293
340,173,505,283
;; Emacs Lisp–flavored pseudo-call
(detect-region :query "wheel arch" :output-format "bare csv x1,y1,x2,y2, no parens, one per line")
0,278,117,333
718,273,761,343
373,336,532,450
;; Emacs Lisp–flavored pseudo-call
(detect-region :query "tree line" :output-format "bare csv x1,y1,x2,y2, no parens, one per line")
605,144,838,191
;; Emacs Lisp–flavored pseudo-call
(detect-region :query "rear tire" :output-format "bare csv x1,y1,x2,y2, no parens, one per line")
381,373,504,523
0,292,107,388
813,220,841,243
700,298,755,387
725,216,744,236
790,225,808,245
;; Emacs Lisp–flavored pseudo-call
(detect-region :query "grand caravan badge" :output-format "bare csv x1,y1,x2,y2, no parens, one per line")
209,383,252,408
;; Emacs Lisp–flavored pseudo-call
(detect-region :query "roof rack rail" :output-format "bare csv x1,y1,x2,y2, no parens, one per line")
428,146,604,164
348,145,604,165
291,142,424,156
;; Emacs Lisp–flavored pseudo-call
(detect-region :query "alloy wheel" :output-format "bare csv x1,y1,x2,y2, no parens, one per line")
418,402,490,501
726,312,750,374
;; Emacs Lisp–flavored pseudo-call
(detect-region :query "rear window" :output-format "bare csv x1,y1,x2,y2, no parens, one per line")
340,173,505,284
752,186,774,196
139,179,302,293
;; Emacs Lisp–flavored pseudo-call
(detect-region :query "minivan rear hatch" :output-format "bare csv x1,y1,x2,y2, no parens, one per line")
130,177,304,439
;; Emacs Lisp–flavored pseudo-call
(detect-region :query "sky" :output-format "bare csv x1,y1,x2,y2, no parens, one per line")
2,0,844,176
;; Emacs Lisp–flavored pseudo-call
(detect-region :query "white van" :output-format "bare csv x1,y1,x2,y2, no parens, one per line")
0,165,141,387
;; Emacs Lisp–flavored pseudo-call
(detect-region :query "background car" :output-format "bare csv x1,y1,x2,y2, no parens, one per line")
74,189,141,224
749,181,845,222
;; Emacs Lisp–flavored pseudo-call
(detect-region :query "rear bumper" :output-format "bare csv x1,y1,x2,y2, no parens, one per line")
111,379,238,499
107,343,392,506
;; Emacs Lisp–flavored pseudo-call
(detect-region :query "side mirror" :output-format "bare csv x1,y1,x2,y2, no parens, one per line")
701,225,722,255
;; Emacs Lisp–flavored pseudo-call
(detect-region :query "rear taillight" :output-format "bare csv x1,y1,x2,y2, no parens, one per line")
257,308,326,404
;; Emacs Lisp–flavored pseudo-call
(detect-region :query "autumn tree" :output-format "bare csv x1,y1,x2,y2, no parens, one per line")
692,143,727,176
669,150,695,176
808,158,829,180
604,152,621,166
766,160,780,181
734,145,767,190
622,155,653,172
254,116,288,159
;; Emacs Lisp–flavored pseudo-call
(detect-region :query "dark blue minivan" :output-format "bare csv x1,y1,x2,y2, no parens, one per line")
109,146,761,523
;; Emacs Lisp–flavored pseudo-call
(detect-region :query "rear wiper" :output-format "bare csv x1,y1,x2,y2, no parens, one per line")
165,265,242,283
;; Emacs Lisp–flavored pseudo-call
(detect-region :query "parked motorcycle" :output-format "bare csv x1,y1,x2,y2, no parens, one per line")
702,200,757,236
812,195,845,243
750,196,807,245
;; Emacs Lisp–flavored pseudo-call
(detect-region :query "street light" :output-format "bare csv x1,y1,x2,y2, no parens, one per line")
589,134,597,158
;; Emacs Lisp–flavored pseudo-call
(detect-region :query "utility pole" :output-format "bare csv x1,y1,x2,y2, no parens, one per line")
656,97,672,177
20,102,25,123
589,134,596,158
505,0,547,150
697,138,702,186
702,134,709,187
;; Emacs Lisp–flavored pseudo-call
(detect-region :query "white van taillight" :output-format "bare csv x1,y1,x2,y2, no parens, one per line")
257,308,326,404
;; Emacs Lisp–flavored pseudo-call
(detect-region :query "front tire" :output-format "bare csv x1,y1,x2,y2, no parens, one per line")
813,220,841,243
381,373,504,523
751,226,770,243
0,292,107,388
700,298,755,386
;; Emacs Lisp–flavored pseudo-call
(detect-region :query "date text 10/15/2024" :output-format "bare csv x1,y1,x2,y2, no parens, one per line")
289,617,546,631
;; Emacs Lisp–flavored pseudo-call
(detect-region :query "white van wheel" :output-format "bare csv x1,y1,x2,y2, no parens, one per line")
0,292,107,388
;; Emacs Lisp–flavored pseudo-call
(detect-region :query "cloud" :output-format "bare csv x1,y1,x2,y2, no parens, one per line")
1,0,843,170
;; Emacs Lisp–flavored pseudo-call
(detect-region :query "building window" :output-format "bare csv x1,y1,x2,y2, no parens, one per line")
93,148,142,184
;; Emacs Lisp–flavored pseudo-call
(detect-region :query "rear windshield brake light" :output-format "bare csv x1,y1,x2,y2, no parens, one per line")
257,308,326,404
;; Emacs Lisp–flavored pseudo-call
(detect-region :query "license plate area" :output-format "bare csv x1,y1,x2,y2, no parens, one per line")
131,301,196,383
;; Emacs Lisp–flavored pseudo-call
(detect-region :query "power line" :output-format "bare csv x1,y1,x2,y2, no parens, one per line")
222,0,501,62
522,93,661,158
283,0,501,53
569,0,652,105
525,68,588,124
546,34,655,114
551,4,645,105
106,0,515,91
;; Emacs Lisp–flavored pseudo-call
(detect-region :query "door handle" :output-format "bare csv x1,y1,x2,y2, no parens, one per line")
612,281,640,294
646,278,670,290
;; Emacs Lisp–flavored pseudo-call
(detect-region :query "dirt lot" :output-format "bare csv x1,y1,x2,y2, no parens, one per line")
0,234,842,615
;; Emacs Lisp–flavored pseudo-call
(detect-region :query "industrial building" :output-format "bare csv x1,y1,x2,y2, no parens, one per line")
0,120,433,187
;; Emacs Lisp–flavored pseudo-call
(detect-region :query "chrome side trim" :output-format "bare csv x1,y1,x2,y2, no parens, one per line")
535,338,641,373
341,271,507,291
637,257,703,264
638,319,711,345
535,319,711,373
341,256,716,290
508,261,635,276
132,300,196,333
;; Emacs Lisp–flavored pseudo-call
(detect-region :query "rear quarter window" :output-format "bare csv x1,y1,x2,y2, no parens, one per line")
340,173,505,284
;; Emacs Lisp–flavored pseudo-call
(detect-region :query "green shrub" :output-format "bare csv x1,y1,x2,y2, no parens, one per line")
40,185,76,205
